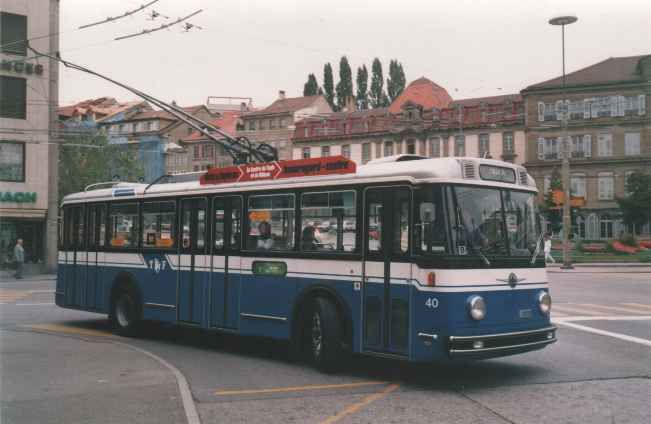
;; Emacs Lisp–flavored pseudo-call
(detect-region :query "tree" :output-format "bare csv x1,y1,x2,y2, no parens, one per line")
355,65,369,110
58,132,144,203
303,73,319,96
323,63,335,110
617,172,651,232
335,56,354,110
369,58,388,108
540,167,563,234
387,59,406,102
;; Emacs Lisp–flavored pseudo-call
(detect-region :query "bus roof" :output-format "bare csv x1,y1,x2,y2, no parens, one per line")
62,156,537,204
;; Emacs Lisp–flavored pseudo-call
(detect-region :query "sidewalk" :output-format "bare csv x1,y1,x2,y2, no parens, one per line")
0,271,56,283
546,263,651,273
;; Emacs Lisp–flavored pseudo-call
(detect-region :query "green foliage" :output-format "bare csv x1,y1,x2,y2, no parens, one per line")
355,65,369,110
303,73,319,96
540,167,563,233
619,233,638,247
323,63,335,110
387,59,406,102
617,172,651,229
58,133,143,203
335,56,353,111
369,58,388,108
574,239,584,252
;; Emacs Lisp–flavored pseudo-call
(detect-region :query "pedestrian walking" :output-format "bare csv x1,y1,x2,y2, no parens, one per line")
14,238,25,279
543,233,555,264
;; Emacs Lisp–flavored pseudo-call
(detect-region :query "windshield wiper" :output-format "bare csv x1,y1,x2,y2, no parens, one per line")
477,246,491,266
530,232,544,264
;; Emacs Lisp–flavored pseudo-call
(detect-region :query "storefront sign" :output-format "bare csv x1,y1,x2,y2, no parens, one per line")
0,192,37,203
200,156,356,185
1,60,44,76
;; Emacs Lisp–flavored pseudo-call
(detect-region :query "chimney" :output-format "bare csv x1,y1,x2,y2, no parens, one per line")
278,90,286,100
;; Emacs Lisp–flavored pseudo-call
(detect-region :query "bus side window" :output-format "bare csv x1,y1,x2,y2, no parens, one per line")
98,205,106,248
108,203,139,248
214,199,226,250
414,187,447,254
392,193,409,254
230,200,241,250
247,194,295,251
367,202,382,252
300,191,356,252
142,201,176,249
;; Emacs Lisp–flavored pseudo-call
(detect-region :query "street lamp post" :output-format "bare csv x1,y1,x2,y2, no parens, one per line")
549,14,578,270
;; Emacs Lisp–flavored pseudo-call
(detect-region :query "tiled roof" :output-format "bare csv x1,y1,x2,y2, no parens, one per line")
450,93,522,108
58,97,145,119
388,77,453,113
182,111,241,142
524,55,651,90
244,95,324,117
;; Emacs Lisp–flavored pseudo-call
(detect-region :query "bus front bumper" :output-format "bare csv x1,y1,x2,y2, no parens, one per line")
448,326,557,358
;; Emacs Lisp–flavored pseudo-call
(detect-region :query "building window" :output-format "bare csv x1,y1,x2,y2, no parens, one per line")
430,137,441,157
270,118,276,129
302,147,311,159
361,143,371,164
0,141,25,182
203,144,214,159
597,133,613,157
571,134,591,159
600,217,613,239
537,137,560,160
384,141,394,157
543,175,551,194
623,95,646,116
454,135,465,156
341,144,351,159
538,102,557,121
321,146,330,157
598,172,614,200
193,145,201,159
303,127,309,137
0,76,27,119
625,132,641,156
260,119,267,130
570,174,586,198
280,118,287,128
478,133,490,157
248,121,256,131
568,100,586,120
1,12,27,56
624,171,635,196
502,132,514,154
406,140,416,154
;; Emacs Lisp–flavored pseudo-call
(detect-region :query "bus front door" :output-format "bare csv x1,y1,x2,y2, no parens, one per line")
85,205,105,310
178,198,208,324
66,205,85,307
209,196,242,330
362,187,411,356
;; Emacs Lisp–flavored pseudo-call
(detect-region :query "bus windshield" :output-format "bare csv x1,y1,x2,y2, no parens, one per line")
450,186,539,258
415,184,540,260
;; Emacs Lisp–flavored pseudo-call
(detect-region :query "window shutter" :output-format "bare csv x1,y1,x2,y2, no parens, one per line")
555,100,563,120
583,99,591,119
583,134,592,157
537,137,544,160
537,102,545,121
639,94,646,115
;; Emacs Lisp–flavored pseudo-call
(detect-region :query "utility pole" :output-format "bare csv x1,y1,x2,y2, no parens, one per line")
549,15,578,270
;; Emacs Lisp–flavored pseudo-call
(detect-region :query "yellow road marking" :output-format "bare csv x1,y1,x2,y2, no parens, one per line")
26,323,114,338
215,381,387,396
622,303,651,311
320,383,400,424
580,303,651,315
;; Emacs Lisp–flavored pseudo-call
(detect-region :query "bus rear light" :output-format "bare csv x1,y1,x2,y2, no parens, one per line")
427,272,436,286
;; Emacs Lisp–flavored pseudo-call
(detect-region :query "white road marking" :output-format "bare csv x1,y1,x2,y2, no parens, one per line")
579,303,651,315
553,319,651,347
552,304,608,316
622,303,651,311
554,315,651,322
13,303,55,306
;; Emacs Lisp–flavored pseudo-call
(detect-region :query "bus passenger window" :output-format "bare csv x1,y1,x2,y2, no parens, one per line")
368,202,382,252
393,197,409,254
182,209,191,249
414,187,448,254
109,203,139,248
197,209,206,249
301,191,356,252
247,194,295,251
230,203,241,249
214,200,226,249
142,201,176,248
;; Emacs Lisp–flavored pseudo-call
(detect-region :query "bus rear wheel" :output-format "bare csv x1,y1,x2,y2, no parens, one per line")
110,289,141,337
309,297,343,372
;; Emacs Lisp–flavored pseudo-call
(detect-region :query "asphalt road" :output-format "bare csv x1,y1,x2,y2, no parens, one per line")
1,270,650,424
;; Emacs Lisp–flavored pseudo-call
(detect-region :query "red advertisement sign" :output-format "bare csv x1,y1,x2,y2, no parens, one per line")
200,156,356,185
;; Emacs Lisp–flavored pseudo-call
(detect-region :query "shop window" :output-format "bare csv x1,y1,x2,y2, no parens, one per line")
0,76,27,119
142,201,176,249
300,191,356,252
247,194,295,251
0,141,25,182
384,142,394,157
406,140,416,154
108,203,139,248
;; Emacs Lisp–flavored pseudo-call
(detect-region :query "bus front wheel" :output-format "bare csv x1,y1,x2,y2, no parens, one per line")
110,289,141,337
310,297,343,372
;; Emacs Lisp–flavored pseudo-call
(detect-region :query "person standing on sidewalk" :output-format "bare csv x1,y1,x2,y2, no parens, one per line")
13,238,24,279
544,233,555,264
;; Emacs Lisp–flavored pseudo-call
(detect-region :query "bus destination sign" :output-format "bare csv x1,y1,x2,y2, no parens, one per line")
200,156,356,185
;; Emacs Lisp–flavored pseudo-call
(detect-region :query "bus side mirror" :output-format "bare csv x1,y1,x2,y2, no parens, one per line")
420,203,436,222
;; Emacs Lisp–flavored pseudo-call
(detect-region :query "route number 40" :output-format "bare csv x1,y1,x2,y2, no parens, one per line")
425,297,439,309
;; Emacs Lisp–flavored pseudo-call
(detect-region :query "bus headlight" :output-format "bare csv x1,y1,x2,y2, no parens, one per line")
538,291,552,314
468,295,486,320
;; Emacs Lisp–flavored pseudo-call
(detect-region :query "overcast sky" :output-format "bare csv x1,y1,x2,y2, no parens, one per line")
59,0,651,108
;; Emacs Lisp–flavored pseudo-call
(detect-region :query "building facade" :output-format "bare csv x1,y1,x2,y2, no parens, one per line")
522,55,651,240
292,78,525,166
1,1,59,273
237,92,332,161
181,110,242,171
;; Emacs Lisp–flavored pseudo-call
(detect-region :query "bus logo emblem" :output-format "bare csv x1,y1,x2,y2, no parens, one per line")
497,273,526,287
